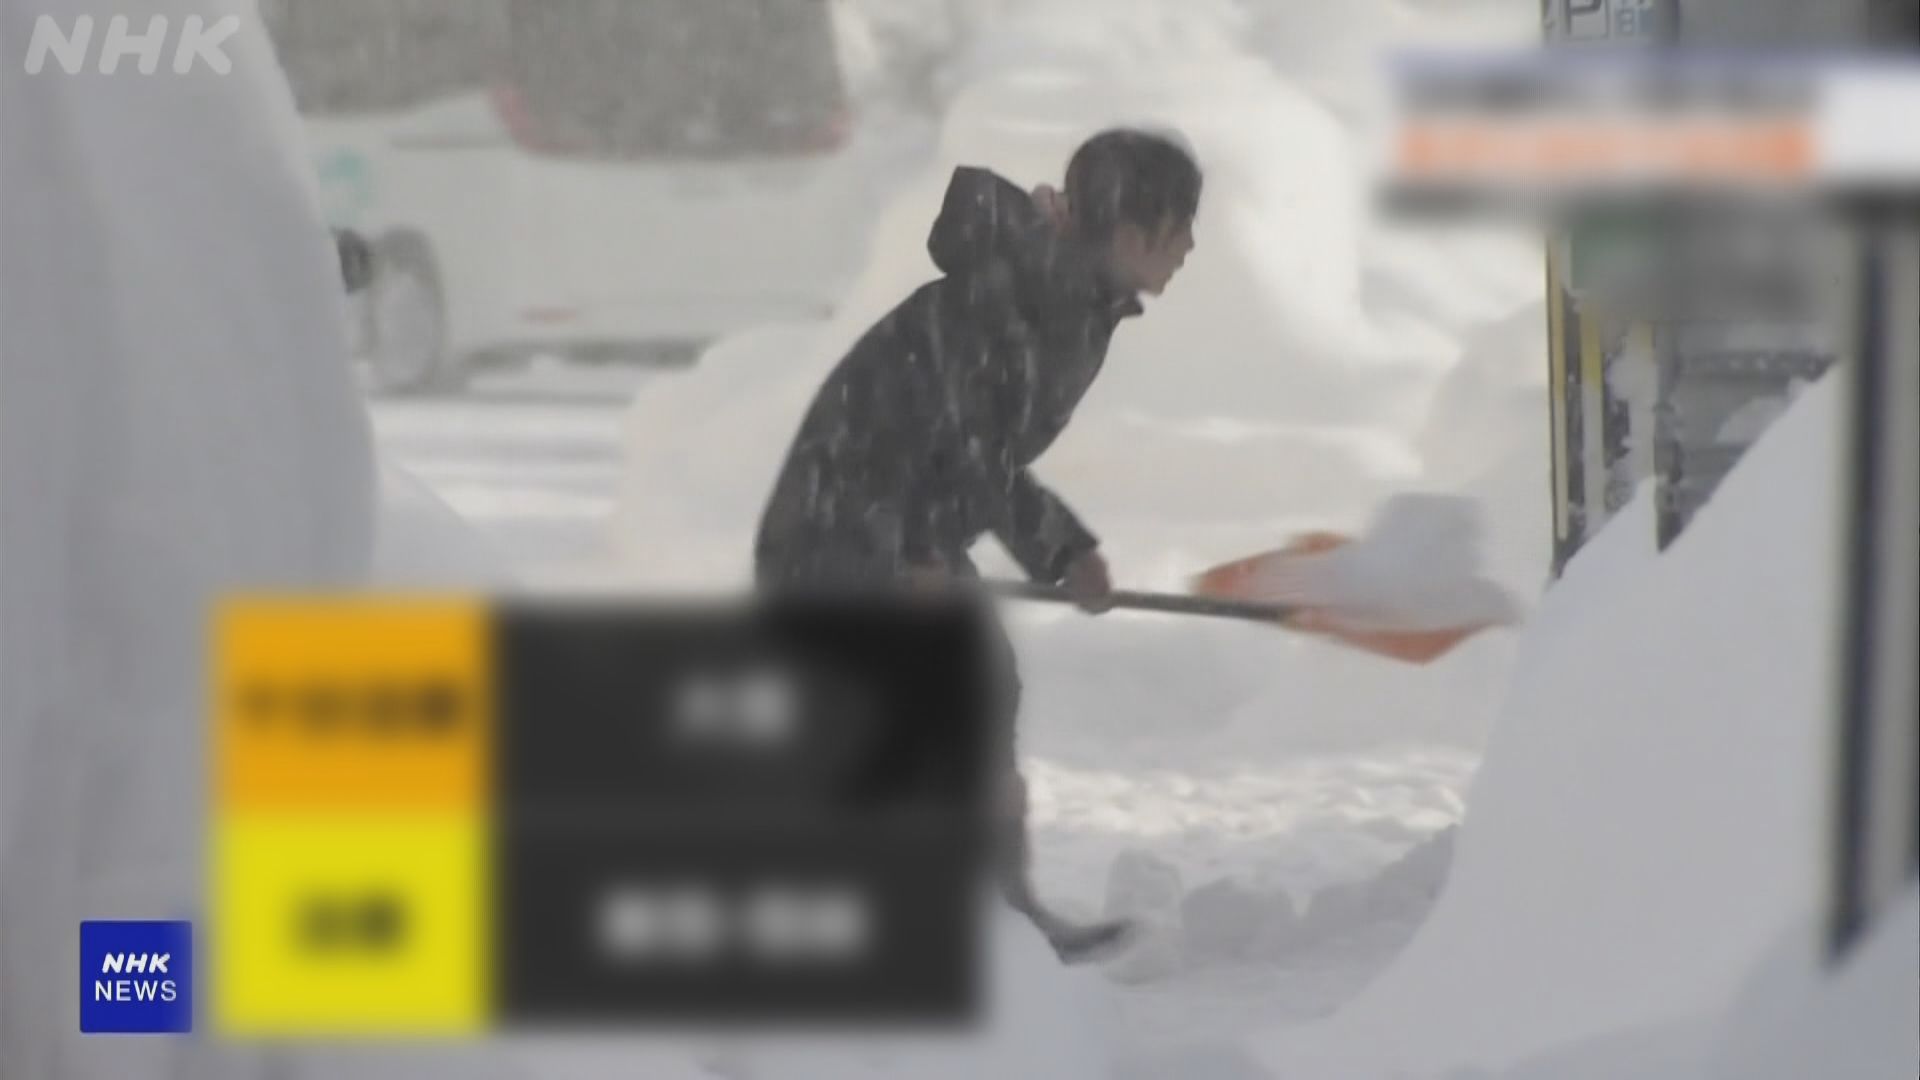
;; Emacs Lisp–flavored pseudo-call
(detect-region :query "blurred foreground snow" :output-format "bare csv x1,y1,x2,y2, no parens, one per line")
1257,376,1897,1078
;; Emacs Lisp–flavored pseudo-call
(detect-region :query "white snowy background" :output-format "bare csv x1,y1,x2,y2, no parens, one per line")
2,0,1912,1078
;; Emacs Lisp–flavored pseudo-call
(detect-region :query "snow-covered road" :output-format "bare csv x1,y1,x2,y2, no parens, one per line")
370,371,643,581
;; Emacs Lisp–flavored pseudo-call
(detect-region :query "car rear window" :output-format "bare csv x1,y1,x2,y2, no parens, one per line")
501,0,849,159
265,0,506,116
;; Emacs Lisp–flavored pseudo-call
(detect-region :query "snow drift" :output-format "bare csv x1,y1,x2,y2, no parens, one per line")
1,1,372,1074
2,4,514,1076
1702,884,1919,1080
374,460,512,586
1261,374,1844,1076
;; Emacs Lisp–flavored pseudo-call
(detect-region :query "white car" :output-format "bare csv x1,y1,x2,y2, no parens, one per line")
275,0,877,393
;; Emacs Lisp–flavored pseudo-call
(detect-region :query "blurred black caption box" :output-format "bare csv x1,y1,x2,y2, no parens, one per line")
495,598,993,1028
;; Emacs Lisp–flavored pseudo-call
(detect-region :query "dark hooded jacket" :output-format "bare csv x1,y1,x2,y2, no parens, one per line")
755,166,1143,588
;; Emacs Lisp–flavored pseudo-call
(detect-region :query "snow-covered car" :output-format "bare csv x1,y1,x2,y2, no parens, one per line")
273,0,876,394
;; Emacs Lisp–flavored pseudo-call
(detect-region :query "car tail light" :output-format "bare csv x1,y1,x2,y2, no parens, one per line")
798,102,854,155
489,82,557,155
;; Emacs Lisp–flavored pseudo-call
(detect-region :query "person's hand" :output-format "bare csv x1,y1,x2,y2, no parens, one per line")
1062,549,1114,614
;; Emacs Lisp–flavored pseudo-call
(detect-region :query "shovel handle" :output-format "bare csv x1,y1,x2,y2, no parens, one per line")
985,579,1295,623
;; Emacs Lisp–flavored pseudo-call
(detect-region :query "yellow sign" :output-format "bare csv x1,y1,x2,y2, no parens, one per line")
211,813,488,1034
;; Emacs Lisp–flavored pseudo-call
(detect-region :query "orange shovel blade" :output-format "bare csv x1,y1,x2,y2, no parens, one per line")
1193,533,1496,665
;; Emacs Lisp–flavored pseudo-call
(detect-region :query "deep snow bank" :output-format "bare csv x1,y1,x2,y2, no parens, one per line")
1261,374,1843,1076
374,460,513,586
1468,884,1919,1080
1703,884,1918,1080
1,0,373,1073
1417,300,1552,594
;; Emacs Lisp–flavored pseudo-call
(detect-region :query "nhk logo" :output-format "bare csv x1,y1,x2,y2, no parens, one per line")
23,14,241,76
80,921,193,1033
99,951,177,996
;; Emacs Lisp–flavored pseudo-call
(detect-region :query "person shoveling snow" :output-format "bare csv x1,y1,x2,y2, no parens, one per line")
756,127,1202,960
753,128,1515,962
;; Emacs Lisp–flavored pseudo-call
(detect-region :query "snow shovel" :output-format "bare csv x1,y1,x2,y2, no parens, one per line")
991,494,1521,665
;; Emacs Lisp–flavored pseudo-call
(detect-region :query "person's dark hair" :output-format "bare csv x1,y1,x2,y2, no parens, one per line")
1064,127,1203,244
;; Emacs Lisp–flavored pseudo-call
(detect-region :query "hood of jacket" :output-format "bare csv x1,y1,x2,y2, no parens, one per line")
924,166,1134,316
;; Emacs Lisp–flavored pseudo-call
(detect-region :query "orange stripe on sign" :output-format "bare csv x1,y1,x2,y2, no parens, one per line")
1395,120,1814,181
213,597,491,811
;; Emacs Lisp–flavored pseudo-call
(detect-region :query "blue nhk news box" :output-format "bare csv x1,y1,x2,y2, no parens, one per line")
80,920,194,1034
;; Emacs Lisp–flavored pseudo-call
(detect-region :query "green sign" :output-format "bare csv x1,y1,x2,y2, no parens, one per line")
1563,211,1660,305
315,148,374,229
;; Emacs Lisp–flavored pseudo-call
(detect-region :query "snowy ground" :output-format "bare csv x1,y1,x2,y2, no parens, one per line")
370,369,646,583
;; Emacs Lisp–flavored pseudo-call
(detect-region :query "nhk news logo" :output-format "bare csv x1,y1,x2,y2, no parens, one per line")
22,14,241,76
80,921,193,1033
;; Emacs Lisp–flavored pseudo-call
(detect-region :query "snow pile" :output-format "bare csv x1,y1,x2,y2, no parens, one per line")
1417,301,1549,489
1,0,372,1073
1260,373,1844,1076
1418,300,1552,595
613,320,833,587
1099,827,1457,987
1702,885,1918,1080
1242,0,1537,118
1,7,531,1078
373,461,512,586
1469,885,1919,1080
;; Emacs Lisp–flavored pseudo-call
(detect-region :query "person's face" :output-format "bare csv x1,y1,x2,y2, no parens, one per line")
1109,217,1195,297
